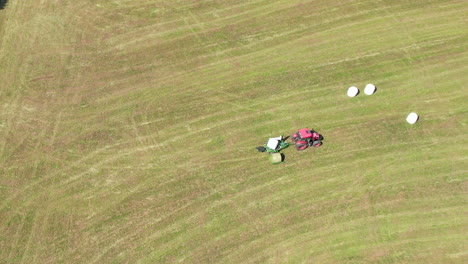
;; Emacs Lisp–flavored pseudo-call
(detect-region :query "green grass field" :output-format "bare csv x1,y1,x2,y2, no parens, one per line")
0,0,467,263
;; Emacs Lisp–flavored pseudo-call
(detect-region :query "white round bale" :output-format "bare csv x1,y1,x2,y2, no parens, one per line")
406,112,419,124
347,86,359,97
364,83,376,95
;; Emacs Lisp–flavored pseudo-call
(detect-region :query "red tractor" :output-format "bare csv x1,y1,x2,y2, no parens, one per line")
291,128,323,151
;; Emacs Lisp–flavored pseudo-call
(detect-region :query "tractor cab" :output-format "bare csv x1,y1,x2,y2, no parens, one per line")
292,128,323,150
297,128,313,139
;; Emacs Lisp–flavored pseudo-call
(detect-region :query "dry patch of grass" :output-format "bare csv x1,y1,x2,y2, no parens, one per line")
1,0,467,263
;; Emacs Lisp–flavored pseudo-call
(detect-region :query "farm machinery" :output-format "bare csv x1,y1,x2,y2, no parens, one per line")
291,128,323,151
256,136,289,153
256,136,289,164
256,128,324,164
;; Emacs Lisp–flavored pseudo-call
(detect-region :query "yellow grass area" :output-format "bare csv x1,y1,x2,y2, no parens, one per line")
0,0,467,263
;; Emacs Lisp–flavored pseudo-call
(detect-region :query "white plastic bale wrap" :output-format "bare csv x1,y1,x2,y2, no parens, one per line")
406,112,419,124
364,83,376,95
347,86,359,97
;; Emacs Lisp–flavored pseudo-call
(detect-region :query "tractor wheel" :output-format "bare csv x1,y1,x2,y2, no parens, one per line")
312,140,322,147
295,140,308,151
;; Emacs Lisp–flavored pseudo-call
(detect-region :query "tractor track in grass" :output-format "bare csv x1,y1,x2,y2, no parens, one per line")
108,0,454,59
194,34,464,79
2,129,464,260
119,125,462,254
2,92,464,260
0,104,257,221
1,0,467,262
1,92,464,245
102,32,462,104
102,0,308,52
66,140,464,263
195,9,461,73
1,76,338,214
76,153,317,261
218,202,466,263
111,189,462,260
97,0,432,73
0,95,23,164
140,179,464,262
17,206,49,264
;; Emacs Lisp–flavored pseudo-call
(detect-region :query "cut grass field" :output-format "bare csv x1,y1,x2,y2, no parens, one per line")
0,0,467,263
